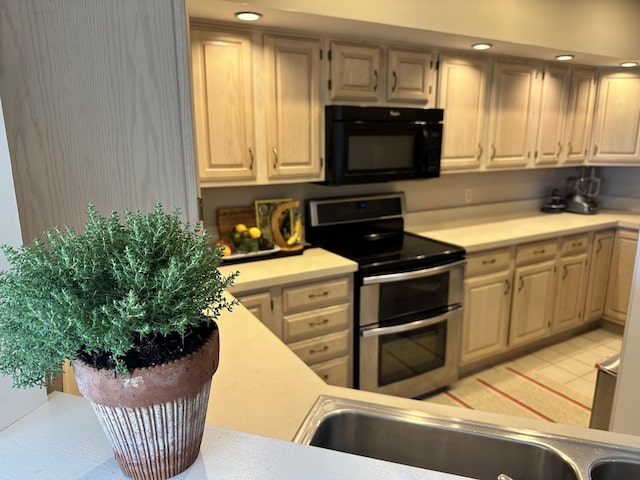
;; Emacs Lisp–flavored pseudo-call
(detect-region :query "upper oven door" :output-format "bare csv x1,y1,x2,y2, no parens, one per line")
359,260,465,328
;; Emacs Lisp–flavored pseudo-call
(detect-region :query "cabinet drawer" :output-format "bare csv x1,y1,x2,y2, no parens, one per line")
283,303,350,343
282,277,350,312
311,355,351,387
561,234,590,255
466,248,512,276
516,240,557,265
288,330,350,365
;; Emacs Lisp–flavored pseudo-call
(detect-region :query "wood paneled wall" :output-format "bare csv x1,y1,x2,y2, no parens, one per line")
0,0,198,242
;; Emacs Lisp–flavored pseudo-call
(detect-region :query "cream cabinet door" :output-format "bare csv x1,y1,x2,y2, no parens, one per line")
386,48,433,103
591,72,640,163
461,270,511,365
236,291,274,332
604,229,639,324
190,28,256,183
264,35,322,179
487,61,542,169
509,259,555,347
562,68,597,165
437,53,489,171
534,65,570,166
552,252,588,332
329,41,382,101
585,230,614,322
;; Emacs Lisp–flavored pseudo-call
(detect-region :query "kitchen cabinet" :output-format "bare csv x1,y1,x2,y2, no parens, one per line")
234,274,353,387
264,34,323,180
509,240,557,347
534,65,571,166
486,60,542,169
437,53,490,172
328,41,383,101
563,68,597,165
386,47,434,103
604,229,639,324
591,71,640,163
460,248,513,365
190,27,256,183
585,229,615,322
551,234,590,332
328,41,434,104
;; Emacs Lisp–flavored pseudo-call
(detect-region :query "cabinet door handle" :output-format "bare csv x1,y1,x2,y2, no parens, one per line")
248,147,254,170
594,142,598,155
310,345,329,355
597,239,602,253
491,144,497,159
308,291,329,299
557,142,562,156
272,147,278,170
518,276,524,291
309,318,330,327
477,143,483,160
504,279,510,295
562,265,568,279
391,71,398,92
568,141,573,154
373,69,379,92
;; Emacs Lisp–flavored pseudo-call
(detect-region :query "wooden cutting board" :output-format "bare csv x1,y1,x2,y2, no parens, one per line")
216,206,256,244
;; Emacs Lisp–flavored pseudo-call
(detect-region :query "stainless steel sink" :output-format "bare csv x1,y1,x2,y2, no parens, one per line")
294,396,640,480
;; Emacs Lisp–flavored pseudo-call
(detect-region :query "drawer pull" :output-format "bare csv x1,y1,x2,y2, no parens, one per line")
310,345,329,355
572,242,583,248
309,318,330,327
308,291,329,299
533,248,546,255
482,258,496,265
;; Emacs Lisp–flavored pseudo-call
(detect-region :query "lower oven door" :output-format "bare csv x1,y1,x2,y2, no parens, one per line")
359,307,462,398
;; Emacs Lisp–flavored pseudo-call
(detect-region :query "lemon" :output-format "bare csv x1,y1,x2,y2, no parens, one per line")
248,226,262,239
234,223,248,233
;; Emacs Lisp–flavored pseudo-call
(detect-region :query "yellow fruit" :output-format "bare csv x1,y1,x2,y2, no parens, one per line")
234,223,248,233
248,226,262,239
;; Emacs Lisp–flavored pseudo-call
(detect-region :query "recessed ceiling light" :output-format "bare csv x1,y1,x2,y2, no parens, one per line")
555,54,574,61
472,43,492,51
235,11,262,22
621,62,639,68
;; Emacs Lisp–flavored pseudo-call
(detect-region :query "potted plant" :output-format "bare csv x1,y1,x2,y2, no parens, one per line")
0,204,237,480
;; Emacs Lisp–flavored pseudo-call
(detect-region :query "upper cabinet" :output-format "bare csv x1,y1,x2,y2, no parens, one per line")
328,41,435,104
437,53,490,172
386,48,434,103
486,60,542,169
533,65,571,166
190,28,256,183
329,41,382,101
591,71,640,164
563,68,597,165
264,34,323,180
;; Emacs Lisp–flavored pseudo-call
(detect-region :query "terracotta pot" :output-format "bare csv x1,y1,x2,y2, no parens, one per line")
72,326,219,480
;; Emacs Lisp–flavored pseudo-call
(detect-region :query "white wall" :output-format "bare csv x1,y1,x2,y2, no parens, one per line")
0,99,47,431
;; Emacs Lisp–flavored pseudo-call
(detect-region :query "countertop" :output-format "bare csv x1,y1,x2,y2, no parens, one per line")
408,209,640,253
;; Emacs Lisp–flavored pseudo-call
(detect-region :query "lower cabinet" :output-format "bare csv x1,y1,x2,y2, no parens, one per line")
585,230,615,322
509,240,557,348
460,248,512,365
604,229,639,324
235,274,353,387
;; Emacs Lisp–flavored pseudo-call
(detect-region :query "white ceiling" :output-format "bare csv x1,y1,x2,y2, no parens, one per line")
187,0,640,68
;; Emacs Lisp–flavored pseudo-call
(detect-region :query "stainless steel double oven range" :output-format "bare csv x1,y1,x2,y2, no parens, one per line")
306,193,465,399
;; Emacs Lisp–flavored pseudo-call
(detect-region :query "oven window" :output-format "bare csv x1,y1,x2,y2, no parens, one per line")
378,321,447,386
378,272,450,322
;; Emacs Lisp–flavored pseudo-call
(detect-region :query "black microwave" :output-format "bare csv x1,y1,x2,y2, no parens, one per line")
321,105,443,185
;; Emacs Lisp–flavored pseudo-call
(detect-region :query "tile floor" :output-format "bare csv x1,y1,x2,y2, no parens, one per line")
490,327,622,400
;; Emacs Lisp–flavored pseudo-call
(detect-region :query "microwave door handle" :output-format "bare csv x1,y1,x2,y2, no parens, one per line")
414,126,428,163
361,308,462,338
362,259,466,285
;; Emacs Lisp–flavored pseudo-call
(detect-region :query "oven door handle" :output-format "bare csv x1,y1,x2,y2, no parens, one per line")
361,307,462,338
362,259,466,285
